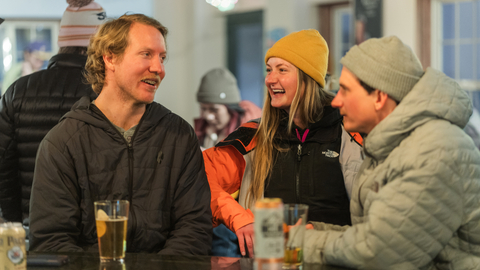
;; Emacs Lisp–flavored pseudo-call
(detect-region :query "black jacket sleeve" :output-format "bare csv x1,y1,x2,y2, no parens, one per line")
0,84,22,222
158,131,212,256
29,137,84,252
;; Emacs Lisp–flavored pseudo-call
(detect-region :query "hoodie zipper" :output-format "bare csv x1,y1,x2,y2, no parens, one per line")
90,104,144,252
296,144,302,203
295,129,309,203
124,116,144,252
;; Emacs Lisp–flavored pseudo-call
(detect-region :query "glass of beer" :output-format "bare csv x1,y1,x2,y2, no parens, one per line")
283,204,308,269
94,200,129,263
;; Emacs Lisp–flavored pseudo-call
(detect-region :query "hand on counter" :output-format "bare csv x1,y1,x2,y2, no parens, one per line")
235,223,254,258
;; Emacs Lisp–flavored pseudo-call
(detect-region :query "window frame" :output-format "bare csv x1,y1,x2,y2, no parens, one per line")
1,19,59,93
431,0,480,91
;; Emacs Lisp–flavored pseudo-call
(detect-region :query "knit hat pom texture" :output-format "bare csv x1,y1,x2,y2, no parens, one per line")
67,0,93,7
58,0,106,47
340,36,424,102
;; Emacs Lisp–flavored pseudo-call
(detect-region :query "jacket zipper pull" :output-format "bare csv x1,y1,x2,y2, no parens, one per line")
297,144,302,162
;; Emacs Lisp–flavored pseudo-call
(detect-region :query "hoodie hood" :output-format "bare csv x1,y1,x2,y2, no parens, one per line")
365,67,473,160
61,96,171,138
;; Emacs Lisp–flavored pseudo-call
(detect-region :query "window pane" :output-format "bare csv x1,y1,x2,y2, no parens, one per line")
469,91,480,111
478,0,480,37
15,28,31,62
443,3,455,40
443,44,455,78
477,44,480,80
235,24,264,108
459,2,473,39
35,28,52,52
342,13,351,44
460,44,474,79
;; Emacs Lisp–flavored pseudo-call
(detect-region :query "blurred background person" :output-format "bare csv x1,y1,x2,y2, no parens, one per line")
195,67,262,257
1,41,50,93
0,0,105,229
195,67,262,150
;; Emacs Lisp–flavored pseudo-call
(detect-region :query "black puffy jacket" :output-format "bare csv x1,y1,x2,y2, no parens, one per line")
29,97,212,255
0,54,97,223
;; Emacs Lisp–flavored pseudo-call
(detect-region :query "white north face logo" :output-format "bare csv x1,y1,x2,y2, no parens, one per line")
322,150,339,158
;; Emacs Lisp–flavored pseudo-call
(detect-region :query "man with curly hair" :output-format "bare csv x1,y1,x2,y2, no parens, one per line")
29,14,212,255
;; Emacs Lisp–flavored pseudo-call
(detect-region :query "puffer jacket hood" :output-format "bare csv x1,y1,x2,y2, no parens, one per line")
61,96,171,133
365,67,473,160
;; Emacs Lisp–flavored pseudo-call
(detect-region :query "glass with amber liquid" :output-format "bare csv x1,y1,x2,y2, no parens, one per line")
94,200,129,263
283,204,308,269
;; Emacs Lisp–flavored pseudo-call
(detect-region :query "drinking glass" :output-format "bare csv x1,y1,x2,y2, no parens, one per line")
283,204,308,269
94,200,129,263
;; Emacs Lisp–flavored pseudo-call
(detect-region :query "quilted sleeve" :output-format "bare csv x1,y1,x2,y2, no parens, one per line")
203,146,254,232
0,85,22,222
311,221,350,232
29,138,84,252
318,157,465,269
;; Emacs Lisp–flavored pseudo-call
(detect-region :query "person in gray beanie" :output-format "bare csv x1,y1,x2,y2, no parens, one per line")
195,67,261,150
195,68,261,257
302,35,480,269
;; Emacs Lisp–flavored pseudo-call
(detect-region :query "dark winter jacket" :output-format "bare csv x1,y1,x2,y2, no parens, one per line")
29,97,212,255
265,107,357,225
0,53,97,223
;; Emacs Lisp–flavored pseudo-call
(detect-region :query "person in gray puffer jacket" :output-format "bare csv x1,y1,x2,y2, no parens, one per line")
303,36,480,269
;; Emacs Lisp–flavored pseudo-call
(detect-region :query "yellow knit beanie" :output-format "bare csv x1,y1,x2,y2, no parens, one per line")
265,29,328,87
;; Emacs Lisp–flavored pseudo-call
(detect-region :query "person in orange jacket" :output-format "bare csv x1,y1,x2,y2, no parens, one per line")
203,29,363,257
194,67,262,257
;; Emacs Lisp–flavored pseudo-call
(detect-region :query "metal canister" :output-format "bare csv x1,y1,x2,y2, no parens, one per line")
254,198,284,269
0,222,26,270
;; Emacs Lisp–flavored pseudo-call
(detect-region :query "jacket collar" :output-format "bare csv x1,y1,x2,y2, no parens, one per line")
276,105,342,143
48,53,87,69
62,96,172,135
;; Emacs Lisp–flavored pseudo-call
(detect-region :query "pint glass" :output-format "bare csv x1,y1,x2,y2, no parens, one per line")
94,200,129,262
283,204,308,269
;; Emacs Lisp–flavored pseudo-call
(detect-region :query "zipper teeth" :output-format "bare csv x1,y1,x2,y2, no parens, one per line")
90,104,145,252
296,144,302,203
125,114,145,252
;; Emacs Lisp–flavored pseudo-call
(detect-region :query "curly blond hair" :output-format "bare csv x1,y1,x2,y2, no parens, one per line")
84,14,168,94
